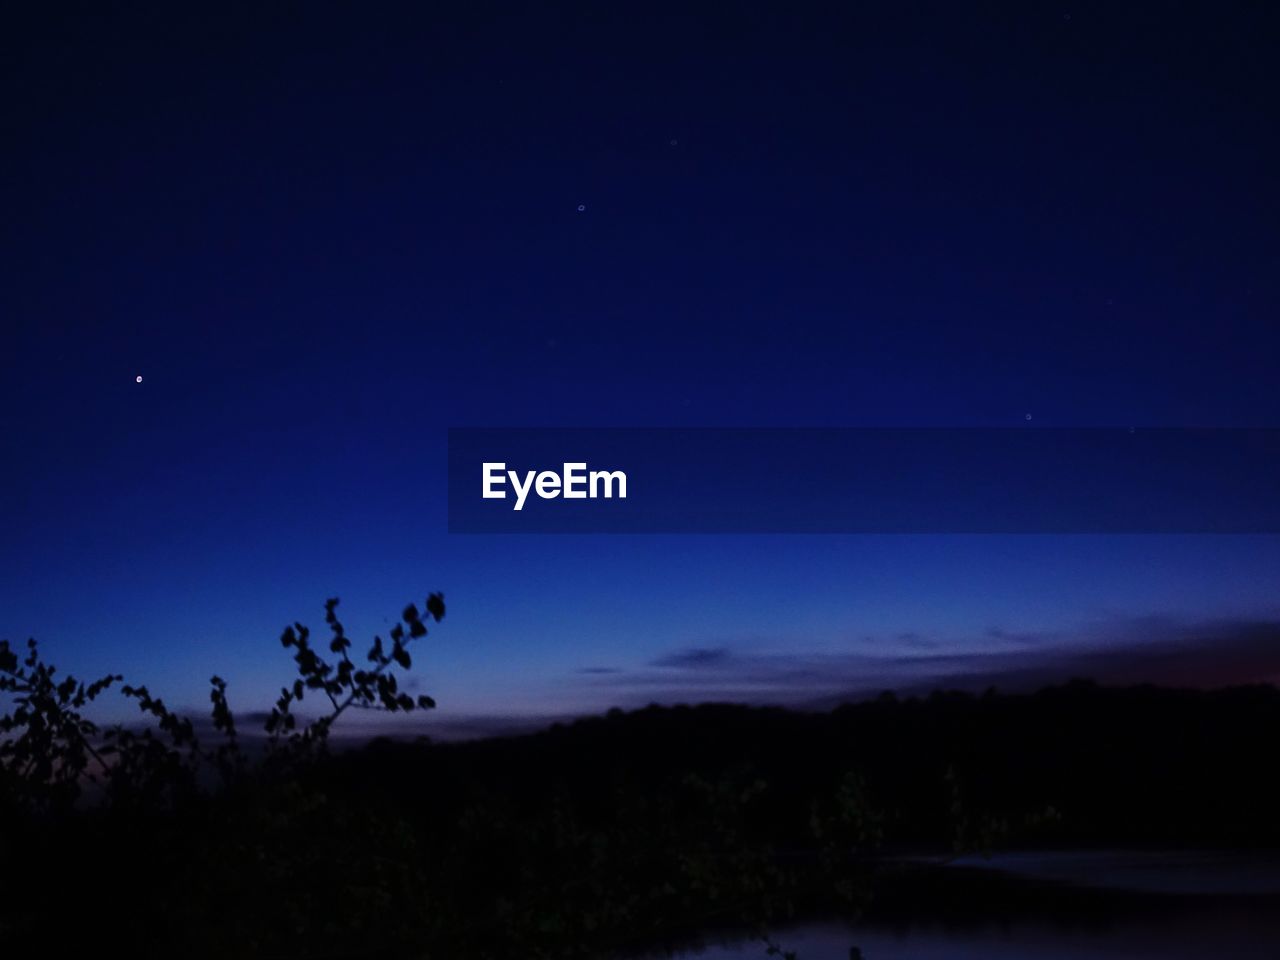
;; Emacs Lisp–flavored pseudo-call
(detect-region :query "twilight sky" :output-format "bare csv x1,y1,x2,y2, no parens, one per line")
3,2,1279,735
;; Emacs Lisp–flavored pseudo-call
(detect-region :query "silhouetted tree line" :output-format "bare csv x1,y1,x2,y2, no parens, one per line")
3,597,1278,958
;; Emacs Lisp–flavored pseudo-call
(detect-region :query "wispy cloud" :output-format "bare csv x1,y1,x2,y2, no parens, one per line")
578,616,1280,709
650,647,734,669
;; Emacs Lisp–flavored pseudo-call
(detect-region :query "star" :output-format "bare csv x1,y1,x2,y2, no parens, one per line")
136,375,143,383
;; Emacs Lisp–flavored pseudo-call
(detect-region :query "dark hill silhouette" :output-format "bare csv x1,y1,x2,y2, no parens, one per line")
336,679,1280,850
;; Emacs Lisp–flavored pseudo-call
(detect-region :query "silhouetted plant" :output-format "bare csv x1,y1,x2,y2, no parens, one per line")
264,594,443,757
809,770,883,905
0,637,121,813
0,592,446,813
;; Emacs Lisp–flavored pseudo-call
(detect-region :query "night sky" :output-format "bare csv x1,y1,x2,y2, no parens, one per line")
3,3,1279,734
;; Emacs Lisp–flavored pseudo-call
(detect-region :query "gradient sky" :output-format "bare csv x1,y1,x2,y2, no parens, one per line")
3,2,1279,735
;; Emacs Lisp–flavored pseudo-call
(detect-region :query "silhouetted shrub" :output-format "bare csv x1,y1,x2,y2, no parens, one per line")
1,593,445,816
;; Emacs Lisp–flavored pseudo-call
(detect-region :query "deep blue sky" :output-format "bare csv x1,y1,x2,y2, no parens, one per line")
3,2,1278,734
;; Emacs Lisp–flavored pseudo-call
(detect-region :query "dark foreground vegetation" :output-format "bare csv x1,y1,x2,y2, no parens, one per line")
3,596,1279,958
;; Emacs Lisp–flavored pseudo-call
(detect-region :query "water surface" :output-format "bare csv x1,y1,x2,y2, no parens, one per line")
661,851,1280,959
